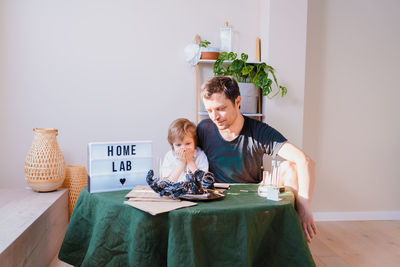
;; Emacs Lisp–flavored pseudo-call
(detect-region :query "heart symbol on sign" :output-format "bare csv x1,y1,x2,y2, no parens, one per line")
120,178,126,185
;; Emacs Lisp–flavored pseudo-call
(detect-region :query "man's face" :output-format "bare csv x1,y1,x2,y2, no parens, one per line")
202,92,241,130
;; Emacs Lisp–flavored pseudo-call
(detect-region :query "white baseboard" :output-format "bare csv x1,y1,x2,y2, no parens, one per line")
313,211,400,221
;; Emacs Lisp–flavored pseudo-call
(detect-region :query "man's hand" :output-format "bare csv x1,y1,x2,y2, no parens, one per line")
297,196,317,243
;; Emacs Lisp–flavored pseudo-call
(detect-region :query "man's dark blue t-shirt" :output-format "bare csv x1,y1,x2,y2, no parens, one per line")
197,116,287,183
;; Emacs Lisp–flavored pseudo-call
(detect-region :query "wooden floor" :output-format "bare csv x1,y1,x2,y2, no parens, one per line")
51,220,400,267
309,221,400,267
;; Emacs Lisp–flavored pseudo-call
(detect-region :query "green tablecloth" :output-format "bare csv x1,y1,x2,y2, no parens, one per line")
59,184,315,267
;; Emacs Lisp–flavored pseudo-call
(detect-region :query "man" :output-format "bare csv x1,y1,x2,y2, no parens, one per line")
197,76,317,242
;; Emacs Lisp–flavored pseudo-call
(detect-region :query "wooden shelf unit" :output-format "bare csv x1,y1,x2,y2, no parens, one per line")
194,35,263,124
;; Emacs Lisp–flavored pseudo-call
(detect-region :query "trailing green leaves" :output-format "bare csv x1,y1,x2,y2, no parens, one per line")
213,52,287,99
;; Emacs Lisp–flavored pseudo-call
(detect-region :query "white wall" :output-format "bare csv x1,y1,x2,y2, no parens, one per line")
262,0,308,149
304,0,400,211
4,0,397,215
0,0,264,188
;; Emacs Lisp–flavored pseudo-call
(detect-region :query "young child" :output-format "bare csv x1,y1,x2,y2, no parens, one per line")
161,118,208,183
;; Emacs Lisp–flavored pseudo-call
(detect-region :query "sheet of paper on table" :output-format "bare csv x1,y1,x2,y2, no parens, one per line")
125,185,162,198
124,185,197,215
124,200,197,215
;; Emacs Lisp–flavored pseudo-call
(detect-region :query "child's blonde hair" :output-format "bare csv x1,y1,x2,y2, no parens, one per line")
167,118,197,150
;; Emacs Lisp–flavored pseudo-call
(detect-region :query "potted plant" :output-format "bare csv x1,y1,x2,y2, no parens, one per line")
213,52,287,113
200,40,220,60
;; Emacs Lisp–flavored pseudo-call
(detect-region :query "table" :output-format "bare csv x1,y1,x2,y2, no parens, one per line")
58,184,315,266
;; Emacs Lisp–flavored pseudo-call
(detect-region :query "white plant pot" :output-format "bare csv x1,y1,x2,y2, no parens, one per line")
238,82,258,114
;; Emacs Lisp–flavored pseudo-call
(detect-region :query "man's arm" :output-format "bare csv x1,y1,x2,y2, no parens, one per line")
277,142,317,242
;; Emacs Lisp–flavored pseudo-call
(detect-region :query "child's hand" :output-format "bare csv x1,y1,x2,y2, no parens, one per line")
175,148,186,163
184,148,195,163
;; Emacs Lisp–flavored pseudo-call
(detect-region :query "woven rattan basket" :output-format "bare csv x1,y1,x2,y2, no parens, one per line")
24,128,66,192
62,165,88,218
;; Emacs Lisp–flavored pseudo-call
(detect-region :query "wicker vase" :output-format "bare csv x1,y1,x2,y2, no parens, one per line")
24,128,66,192
62,165,88,218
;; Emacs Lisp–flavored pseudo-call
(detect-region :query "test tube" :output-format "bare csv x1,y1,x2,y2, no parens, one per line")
158,157,163,178
271,160,276,186
276,160,281,186
262,171,270,186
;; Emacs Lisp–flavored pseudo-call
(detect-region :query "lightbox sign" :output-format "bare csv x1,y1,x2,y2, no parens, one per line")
88,141,152,193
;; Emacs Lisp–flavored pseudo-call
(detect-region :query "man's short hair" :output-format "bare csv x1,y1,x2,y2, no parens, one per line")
167,118,197,150
200,76,240,104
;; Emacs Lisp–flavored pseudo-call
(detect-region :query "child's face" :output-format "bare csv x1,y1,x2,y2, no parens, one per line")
172,134,195,152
